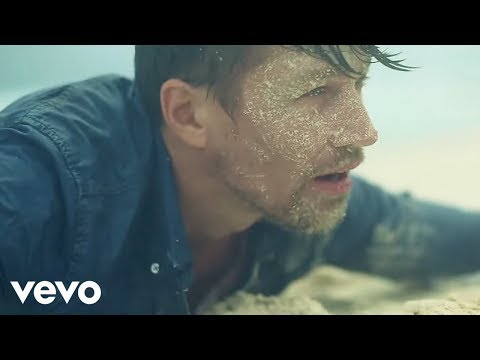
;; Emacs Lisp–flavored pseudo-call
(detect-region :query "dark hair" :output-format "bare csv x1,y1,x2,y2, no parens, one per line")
134,45,412,125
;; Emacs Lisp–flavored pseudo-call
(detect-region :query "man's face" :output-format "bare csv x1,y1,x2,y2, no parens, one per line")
205,46,378,235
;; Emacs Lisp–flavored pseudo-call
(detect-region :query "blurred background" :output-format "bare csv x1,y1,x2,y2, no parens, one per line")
0,45,479,211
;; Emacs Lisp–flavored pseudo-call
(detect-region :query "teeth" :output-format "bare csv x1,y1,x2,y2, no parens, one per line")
316,172,346,181
325,173,343,181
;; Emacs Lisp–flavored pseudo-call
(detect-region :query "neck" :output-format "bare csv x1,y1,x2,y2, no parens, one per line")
162,130,262,253
162,131,260,307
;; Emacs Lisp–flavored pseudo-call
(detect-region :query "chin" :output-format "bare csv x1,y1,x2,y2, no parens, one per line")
264,197,349,236
294,197,348,234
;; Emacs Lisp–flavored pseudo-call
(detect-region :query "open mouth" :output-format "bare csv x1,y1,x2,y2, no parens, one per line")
310,159,362,195
312,171,352,195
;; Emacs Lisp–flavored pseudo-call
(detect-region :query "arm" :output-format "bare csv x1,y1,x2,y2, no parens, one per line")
0,123,76,313
324,176,480,283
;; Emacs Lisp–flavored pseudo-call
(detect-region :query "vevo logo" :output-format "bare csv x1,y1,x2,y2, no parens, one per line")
10,281,101,305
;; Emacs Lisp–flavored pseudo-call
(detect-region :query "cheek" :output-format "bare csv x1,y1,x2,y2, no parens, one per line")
222,133,305,202
244,103,332,169
274,109,332,163
237,139,317,207
243,87,365,171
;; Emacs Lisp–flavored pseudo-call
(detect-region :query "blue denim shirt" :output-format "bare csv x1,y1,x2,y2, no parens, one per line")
1,75,479,314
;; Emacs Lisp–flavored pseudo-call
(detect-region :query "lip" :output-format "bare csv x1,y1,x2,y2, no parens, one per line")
312,174,353,195
314,159,363,177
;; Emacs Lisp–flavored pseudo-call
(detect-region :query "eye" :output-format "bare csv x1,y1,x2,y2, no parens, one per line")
303,86,327,98
355,76,369,91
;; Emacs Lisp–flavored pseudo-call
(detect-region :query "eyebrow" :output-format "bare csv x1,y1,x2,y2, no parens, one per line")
298,64,370,84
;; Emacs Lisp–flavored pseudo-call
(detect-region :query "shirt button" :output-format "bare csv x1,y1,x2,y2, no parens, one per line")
150,263,160,274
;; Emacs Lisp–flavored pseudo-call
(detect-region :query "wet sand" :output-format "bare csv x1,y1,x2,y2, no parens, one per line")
203,265,480,315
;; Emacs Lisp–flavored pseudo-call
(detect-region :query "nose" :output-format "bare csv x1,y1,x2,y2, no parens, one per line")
329,94,378,148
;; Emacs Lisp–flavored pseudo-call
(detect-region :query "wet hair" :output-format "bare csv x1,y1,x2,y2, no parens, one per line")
134,45,413,125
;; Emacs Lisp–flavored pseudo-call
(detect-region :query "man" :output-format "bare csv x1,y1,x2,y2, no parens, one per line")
1,45,479,314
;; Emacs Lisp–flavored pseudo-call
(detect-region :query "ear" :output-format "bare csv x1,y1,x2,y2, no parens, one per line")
160,79,208,149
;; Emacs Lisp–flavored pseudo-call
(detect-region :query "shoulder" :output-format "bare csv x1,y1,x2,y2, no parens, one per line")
0,74,156,195
0,75,160,313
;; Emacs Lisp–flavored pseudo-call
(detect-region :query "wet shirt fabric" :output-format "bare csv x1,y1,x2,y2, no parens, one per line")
1,75,479,314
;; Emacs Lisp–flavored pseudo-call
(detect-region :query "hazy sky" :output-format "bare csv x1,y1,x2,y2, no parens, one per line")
364,45,480,145
0,45,134,90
